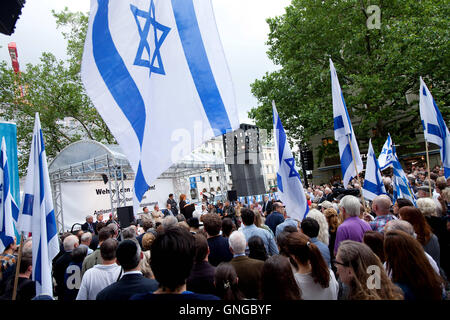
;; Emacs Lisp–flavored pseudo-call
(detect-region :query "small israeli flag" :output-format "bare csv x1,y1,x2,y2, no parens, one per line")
0,137,17,252
330,59,363,188
363,139,386,201
378,133,394,170
420,77,450,178
17,113,60,297
391,145,416,206
82,0,240,214
273,101,309,221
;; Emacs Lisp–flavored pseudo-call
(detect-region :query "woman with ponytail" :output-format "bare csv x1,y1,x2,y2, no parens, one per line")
214,263,244,300
284,232,338,300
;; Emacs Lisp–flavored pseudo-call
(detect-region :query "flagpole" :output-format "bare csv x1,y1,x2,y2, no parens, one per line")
424,138,433,198
11,232,24,300
347,135,366,209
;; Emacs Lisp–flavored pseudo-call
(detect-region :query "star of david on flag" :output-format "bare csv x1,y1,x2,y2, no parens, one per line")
82,0,239,215
273,101,309,221
378,133,394,170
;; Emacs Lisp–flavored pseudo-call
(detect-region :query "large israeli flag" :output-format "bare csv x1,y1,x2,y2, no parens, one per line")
378,133,394,170
0,137,16,252
17,113,60,297
363,139,386,201
273,101,309,221
391,145,416,206
420,77,450,178
330,59,363,188
81,0,239,213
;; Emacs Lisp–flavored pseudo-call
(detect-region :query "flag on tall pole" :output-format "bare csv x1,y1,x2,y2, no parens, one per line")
81,0,239,214
391,145,416,206
273,101,309,221
378,133,394,170
0,137,16,252
419,77,450,178
17,113,59,297
330,59,363,188
363,139,386,201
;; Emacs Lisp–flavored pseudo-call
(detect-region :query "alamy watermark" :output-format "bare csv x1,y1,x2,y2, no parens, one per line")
366,5,381,30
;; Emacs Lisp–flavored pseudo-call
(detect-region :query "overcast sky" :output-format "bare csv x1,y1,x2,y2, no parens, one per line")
0,0,291,124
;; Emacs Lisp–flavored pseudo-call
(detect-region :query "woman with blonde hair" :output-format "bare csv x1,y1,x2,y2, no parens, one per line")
335,240,403,300
140,232,156,279
254,210,273,237
323,208,340,263
303,209,329,246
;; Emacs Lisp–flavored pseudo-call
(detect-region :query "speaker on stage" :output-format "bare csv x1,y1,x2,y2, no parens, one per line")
227,190,237,202
117,206,135,229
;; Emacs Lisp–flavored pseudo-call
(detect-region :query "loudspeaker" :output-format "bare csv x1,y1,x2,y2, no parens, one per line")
300,149,314,170
227,190,237,202
117,206,135,229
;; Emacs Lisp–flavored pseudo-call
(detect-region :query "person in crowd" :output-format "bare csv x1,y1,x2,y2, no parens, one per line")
398,206,441,267
384,220,440,276
260,254,301,300
248,235,268,262
223,200,236,224
265,202,285,235
89,221,105,251
167,193,179,216
108,223,120,240
334,195,372,256
163,203,174,217
140,207,152,222
392,198,414,218
178,221,190,232
282,232,338,300
319,201,333,213
417,197,448,253
275,212,300,238
131,226,219,300
53,234,79,299
93,213,103,235
152,204,165,224
76,238,121,300
207,203,217,214
305,209,330,246
176,214,186,223
362,231,385,263
323,208,340,265
136,219,154,249
384,230,445,300
186,234,216,295
187,217,200,234
140,232,157,279
79,232,93,255
179,194,193,220
370,195,396,233
82,228,113,275
202,213,233,267
0,254,35,300
262,195,273,217
122,226,137,240
235,202,242,227
253,210,273,236
228,231,264,299
96,239,158,300
162,215,179,230
335,240,403,300
300,218,331,267
221,217,236,238
81,215,95,234
239,208,278,256
0,237,17,282
62,246,87,301
214,262,244,300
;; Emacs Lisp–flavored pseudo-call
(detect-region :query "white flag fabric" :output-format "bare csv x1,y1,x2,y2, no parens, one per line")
330,59,363,188
0,137,16,252
419,77,450,178
81,0,239,214
378,133,394,170
17,113,60,297
363,139,386,201
273,101,309,221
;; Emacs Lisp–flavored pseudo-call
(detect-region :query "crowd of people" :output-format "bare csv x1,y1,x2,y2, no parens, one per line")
0,165,449,300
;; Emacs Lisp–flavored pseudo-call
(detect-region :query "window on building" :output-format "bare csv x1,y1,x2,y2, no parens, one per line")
216,176,220,182
209,176,213,182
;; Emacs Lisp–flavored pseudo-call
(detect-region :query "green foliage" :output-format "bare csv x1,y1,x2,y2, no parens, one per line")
0,8,114,175
250,0,450,156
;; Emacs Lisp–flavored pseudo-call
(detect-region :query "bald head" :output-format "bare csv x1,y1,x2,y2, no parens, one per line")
372,195,392,216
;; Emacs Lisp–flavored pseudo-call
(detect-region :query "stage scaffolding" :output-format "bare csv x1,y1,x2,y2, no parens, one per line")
48,140,227,234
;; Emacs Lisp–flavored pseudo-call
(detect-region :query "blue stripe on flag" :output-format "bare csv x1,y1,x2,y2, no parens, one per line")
93,0,147,146
46,210,58,243
35,240,42,285
340,143,353,177
364,180,383,195
276,116,286,165
427,123,442,139
277,173,283,193
334,116,344,130
171,0,232,135
22,194,34,216
38,148,45,204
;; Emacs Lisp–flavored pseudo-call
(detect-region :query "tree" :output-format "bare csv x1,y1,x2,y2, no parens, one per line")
250,0,449,159
0,8,114,174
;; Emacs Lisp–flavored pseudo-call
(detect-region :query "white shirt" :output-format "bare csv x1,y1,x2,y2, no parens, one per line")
76,263,121,300
294,269,339,300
